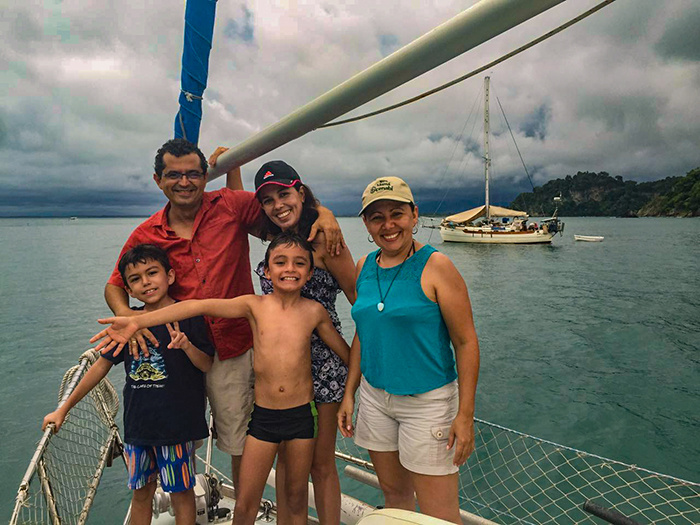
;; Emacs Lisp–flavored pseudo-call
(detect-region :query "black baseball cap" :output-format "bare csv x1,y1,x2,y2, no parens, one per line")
254,161,301,194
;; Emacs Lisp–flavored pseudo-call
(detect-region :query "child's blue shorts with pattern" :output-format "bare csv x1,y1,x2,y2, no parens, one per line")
124,441,196,493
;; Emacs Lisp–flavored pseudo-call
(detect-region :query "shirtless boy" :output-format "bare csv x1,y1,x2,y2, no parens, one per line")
91,231,351,525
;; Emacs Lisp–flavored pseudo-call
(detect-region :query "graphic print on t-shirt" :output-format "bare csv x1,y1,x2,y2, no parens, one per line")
129,342,167,382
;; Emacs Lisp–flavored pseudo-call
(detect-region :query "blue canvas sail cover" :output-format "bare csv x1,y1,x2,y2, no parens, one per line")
174,0,218,145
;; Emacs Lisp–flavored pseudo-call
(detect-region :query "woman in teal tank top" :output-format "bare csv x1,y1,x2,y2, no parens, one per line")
338,177,480,524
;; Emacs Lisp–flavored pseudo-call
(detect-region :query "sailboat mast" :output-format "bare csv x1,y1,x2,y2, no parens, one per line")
484,76,491,221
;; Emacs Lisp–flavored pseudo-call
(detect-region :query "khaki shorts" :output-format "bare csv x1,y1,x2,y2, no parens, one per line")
206,349,255,456
354,376,459,476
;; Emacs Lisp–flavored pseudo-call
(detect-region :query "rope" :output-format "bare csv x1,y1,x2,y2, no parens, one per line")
493,89,536,191
178,112,188,142
181,89,203,102
318,0,618,129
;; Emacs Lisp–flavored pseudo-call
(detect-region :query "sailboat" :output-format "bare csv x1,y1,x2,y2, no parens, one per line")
440,77,564,244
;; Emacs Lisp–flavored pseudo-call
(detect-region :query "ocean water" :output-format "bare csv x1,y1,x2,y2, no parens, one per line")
1,216,698,521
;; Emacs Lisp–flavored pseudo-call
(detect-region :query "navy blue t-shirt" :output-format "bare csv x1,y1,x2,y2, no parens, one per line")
101,313,215,446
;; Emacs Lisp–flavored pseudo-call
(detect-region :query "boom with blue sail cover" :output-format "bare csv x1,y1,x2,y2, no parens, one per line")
174,0,217,145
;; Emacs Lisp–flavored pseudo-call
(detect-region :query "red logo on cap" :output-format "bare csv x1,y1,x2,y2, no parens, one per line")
263,171,274,179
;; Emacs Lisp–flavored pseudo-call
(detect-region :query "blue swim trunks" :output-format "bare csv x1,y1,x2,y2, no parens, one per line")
124,441,197,492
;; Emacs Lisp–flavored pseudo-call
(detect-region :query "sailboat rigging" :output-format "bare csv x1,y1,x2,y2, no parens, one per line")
439,76,564,244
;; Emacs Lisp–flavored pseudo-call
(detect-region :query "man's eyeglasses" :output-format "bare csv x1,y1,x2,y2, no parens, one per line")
163,170,205,181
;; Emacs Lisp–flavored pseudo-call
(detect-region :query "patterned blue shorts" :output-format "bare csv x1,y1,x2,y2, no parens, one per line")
124,441,197,493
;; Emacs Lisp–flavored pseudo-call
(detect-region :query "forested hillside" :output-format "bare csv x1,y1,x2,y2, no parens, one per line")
510,168,700,217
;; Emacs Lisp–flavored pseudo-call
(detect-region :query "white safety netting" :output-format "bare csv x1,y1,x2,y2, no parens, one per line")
335,418,700,524
10,350,123,525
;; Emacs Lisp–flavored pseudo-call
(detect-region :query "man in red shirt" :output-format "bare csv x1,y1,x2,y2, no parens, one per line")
105,138,342,494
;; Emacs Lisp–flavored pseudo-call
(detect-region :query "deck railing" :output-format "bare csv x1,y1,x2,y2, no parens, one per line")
10,350,123,525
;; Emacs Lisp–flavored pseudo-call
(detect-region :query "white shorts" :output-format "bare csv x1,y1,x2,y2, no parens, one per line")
205,349,255,456
354,377,459,476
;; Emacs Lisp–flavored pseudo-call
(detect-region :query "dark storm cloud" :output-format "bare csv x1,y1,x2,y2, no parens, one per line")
410,182,487,215
379,34,399,57
224,6,255,44
309,178,503,217
7,9,45,45
462,138,480,156
426,133,480,156
520,103,551,141
584,0,658,47
0,112,8,148
0,186,165,217
576,94,663,144
654,7,700,62
396,180,529,216
2,103,60,154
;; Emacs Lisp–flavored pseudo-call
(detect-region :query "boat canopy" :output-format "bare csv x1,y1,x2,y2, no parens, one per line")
444,205,528,224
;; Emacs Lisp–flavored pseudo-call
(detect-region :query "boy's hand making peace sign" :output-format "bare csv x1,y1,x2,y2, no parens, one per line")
166,321,192,351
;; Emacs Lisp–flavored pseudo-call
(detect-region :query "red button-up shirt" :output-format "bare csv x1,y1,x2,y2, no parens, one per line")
108,189,263,360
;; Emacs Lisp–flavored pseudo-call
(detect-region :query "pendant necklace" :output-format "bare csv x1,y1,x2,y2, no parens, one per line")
376,241,415,312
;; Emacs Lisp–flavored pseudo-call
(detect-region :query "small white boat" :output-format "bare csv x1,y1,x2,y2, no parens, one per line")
574,235,604,242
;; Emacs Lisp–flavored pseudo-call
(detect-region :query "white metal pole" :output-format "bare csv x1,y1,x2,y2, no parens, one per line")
484,76,491,221
208,0,566,180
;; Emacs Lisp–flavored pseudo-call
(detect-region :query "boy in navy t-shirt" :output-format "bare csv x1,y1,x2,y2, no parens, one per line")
42,244,214,525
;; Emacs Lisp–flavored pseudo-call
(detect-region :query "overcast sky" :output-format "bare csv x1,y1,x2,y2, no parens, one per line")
2,0,699,216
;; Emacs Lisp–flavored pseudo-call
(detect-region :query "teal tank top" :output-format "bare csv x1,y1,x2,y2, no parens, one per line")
351,244,457,395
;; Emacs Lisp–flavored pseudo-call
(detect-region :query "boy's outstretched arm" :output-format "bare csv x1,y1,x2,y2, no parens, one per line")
90,296,255,354
315,308,350,365
42,358,113,433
